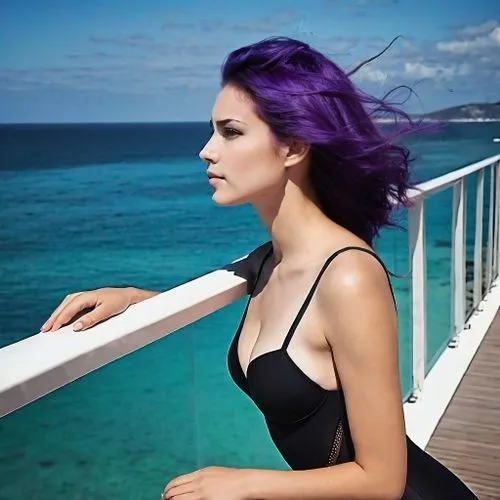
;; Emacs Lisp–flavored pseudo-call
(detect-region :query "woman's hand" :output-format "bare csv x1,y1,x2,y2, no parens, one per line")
161,466,251,500
40,287,158,333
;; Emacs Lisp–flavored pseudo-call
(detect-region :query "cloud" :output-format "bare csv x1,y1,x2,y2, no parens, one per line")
85,10,303,69
64,9,305,92
352,66,388,83
324,0,398,5
344,21,498,95
85,31,225,65
162,10,298,35
90,34,156,47
354,0,399,4
318,36,359,53
67,52,121,60
228,10,299,33
5,13,498,104
162,20,217,33
404,61,470,80
0,60,222,95
437,23,500,54
458,20,499,37
360,21,497,101
323,0,400,18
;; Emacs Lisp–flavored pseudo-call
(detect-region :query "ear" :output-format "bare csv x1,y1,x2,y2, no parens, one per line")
284,140,310,167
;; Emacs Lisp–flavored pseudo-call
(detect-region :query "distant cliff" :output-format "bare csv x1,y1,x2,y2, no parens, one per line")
420,102,500,121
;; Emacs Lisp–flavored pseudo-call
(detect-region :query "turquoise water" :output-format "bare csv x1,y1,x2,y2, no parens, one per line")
0,122,499,499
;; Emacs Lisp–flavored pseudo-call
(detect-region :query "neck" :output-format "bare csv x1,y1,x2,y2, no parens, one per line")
252,174,343,269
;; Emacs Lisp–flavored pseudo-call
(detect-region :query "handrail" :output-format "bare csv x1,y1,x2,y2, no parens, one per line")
406,154,500,202
0,265,250,417
1,153,500,419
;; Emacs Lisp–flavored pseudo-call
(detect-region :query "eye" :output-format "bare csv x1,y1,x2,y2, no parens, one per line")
222,127,241,138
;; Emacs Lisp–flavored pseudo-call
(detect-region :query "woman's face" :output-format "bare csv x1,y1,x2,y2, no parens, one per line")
199,84,288,206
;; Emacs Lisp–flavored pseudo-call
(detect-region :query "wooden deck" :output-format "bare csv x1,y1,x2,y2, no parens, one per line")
426,309,500,499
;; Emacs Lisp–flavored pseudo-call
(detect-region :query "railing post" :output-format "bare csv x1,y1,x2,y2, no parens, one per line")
450,180,466,346
473,169,484,309
494,161,500,281
486,164,495,290
408,199,426,402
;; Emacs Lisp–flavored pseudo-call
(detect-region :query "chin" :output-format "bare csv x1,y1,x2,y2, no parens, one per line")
211,190,248,207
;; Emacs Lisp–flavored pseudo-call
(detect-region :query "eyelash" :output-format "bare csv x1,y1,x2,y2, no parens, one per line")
209,125,241,140
222,127,241,138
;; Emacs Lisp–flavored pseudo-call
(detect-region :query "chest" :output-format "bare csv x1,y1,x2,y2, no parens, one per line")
237,266,338,391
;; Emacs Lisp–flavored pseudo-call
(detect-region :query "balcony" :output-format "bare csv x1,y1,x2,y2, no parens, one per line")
1,154,500,499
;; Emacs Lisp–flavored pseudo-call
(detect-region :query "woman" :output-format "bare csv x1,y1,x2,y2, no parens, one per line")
41,37,478,499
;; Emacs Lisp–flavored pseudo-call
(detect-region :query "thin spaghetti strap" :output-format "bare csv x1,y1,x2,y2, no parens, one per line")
282,246,396,350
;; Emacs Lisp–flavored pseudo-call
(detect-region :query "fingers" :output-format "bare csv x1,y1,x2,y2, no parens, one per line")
162,493,195,499
40,293,81,332
72,303,120,332
42,292,96,332
161,483,195,499
162,473,195,500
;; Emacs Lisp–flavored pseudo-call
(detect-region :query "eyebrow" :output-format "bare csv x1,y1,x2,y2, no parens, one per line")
209,118,246,128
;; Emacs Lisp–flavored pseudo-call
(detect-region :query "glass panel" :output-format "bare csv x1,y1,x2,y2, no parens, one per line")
191,299,288,470
465,172,478,320
0,150,280,496
0,330,195,499
424,188,453,373
0,300,293,500
376,207,412,401
482,166,494,296
493,165,500,283
482,167,493,297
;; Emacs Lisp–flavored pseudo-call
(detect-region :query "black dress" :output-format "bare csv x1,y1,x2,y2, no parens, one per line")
227,244,478,499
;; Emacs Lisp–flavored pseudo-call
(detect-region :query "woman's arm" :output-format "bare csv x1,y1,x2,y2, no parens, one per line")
242,249,407,500
128,287,160,304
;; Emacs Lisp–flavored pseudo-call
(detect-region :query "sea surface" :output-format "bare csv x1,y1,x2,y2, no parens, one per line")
0,121,499,499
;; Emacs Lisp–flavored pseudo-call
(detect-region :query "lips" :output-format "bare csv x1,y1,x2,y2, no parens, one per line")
207,171,224,179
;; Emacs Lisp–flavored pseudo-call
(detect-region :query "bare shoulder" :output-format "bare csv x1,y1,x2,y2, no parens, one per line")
316,247,396,342
321,246,390,293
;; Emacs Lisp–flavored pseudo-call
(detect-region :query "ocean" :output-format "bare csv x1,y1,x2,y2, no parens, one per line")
0,121,499,499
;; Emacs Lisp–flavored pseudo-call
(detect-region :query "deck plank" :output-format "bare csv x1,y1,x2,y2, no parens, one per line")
426,309,500,499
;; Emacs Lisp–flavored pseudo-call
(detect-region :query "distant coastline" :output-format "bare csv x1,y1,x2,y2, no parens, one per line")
420,118,500,123
372,102,500,124
417,101,500,122
375,117,500,123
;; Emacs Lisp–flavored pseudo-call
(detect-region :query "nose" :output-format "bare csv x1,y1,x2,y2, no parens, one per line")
199,136,219,164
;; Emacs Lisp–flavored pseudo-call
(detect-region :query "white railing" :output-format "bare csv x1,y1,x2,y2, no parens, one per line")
1,153,500,423
406,153,500,401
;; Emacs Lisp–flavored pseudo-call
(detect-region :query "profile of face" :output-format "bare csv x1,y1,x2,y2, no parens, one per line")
199,84,290,207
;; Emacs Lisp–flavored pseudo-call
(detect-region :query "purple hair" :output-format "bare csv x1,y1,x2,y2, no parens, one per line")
221,36,422,246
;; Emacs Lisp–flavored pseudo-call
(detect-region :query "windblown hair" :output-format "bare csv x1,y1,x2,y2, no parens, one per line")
221,36,422,246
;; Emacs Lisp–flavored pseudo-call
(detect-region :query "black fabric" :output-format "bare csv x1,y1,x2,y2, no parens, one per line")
227,244,478,499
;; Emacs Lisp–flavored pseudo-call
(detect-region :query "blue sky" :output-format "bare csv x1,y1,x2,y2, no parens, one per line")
1,0,499,123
